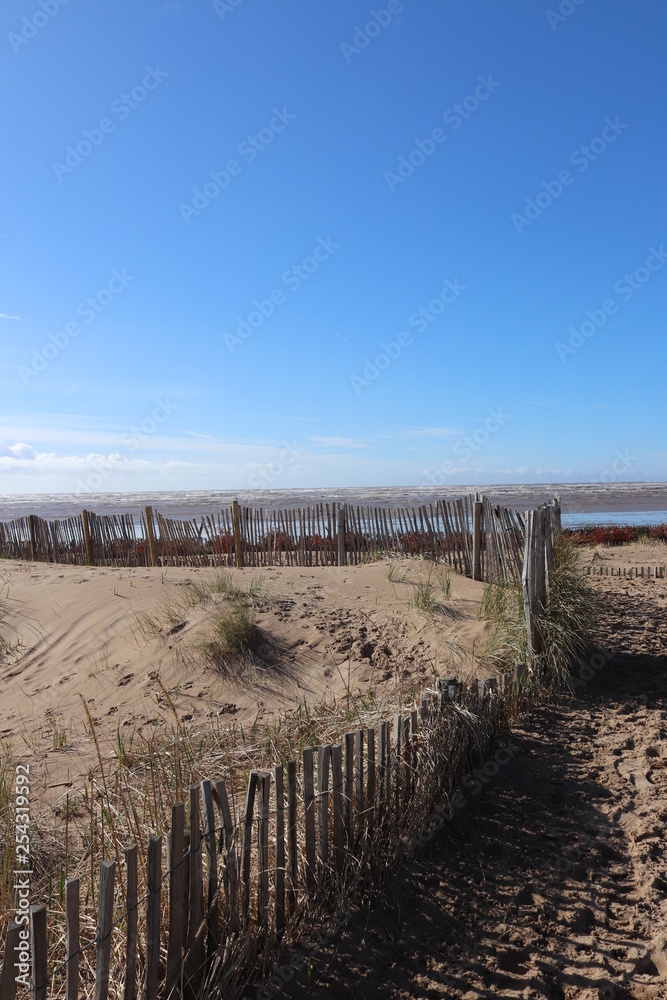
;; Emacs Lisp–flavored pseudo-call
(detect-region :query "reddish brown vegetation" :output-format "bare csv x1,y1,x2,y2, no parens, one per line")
564,523,667,545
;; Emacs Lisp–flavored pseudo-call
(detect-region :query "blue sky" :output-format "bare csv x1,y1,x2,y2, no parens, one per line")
1,0,665,494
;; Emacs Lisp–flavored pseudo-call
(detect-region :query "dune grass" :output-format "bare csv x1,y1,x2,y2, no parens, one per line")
411,564,453,614
479,534,599,690
134,572,265,643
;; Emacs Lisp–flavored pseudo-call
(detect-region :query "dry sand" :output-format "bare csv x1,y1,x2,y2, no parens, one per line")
273,541,667,999
0,557,490,812
3,543,666,998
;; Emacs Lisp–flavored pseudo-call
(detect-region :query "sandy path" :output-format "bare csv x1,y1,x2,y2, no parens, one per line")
273,560,667,999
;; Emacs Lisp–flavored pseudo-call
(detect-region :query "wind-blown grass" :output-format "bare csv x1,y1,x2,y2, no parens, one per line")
479,534,599,690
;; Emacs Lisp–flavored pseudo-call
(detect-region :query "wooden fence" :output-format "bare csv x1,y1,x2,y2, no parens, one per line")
586,563,666,579
0,499,565,999
0,494,536,584
0,666,525,1000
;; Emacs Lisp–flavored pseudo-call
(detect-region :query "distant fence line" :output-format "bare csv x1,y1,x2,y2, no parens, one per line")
586,563,666,579
0,494,545,584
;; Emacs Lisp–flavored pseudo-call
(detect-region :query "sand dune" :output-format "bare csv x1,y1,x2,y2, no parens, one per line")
0,557,490,812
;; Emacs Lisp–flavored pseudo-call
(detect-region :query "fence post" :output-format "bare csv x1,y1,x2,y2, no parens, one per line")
166,804,186,1000
392,715,401,815
344,732,355,849
212,780,238,936
331,745,344,873
144,507,158,568
30,906,47,1000
472,498,482,581
200,780,219,962
377,724,387,826
95,861,115,1000
186,787,204,997
28,516,37,562
145,836,161,1000
0,923,20,1000
82,510,94,566
64,879,80,1000
257,773,271,934
303,749,316,892
522,509,543,657
286,760,297,916
274,765,285,937
337,506,346,567
241,772,259,927
317,746,331,874
366,727,375,839
354,729,364,839
124,848,137,1000
232,500,244,568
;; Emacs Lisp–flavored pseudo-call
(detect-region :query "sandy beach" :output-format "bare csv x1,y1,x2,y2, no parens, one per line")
0,556,491,815
274,542,667,999
1,540,666,997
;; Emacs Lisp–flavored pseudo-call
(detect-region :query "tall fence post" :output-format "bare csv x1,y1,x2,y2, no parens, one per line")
472,497,482,581
28,516,37,562
82,510,94,566
144,507,158,568
337,506,346,566
232,499,244,568
522,508,547,658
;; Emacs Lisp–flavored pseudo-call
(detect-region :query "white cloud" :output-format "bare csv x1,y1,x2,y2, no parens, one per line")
0,440,35,460
310,436,367,449
0,313,21,321
402,427,461,438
